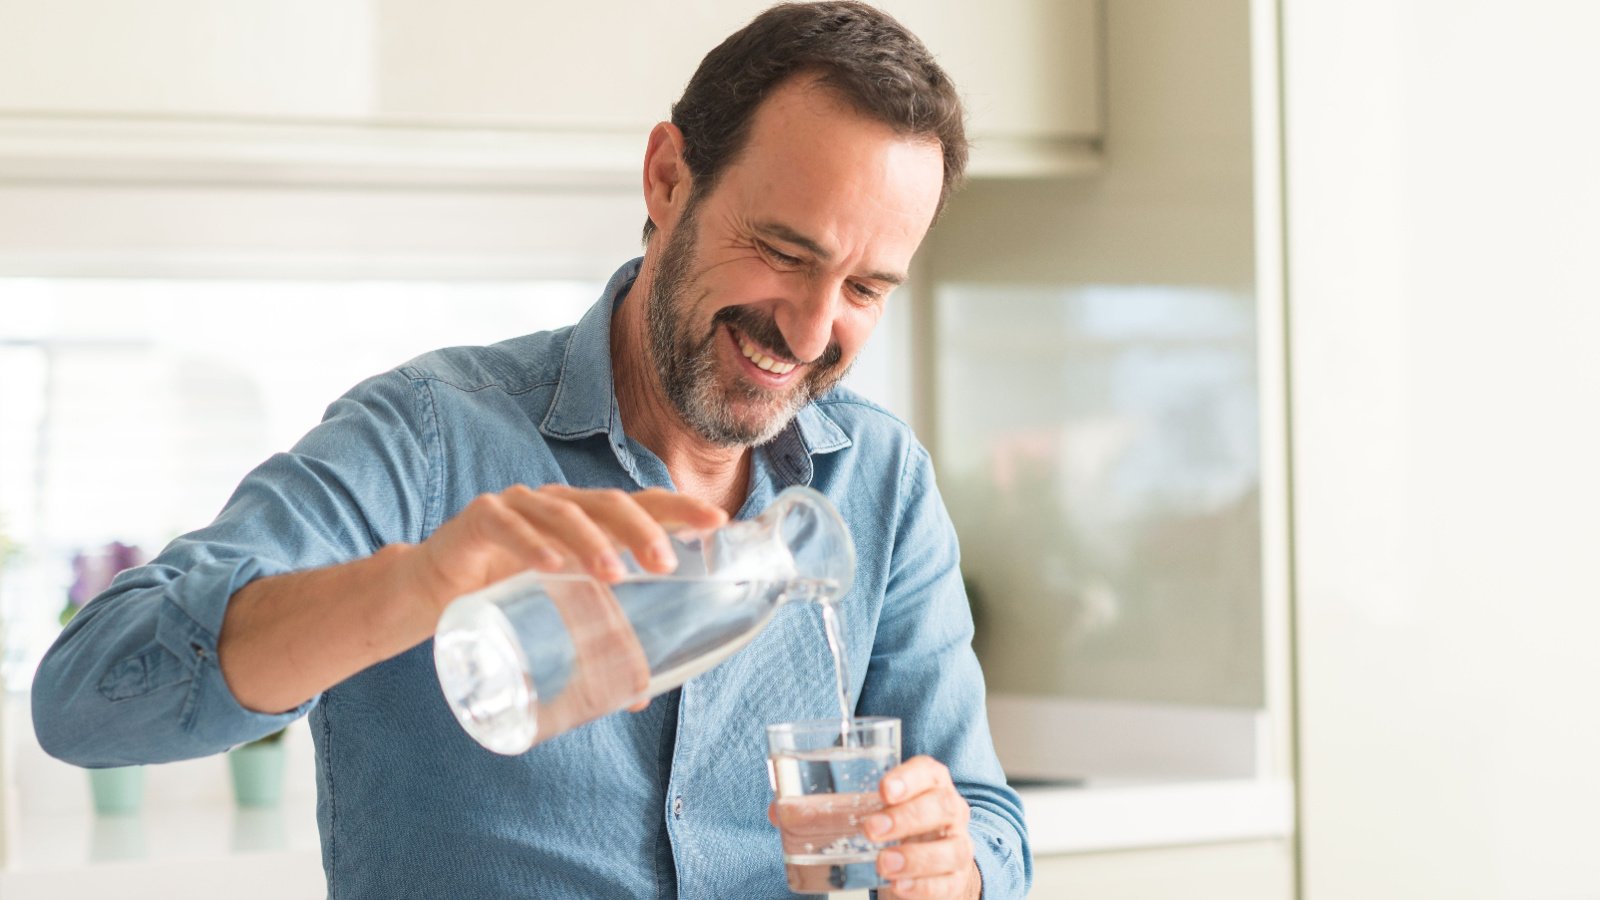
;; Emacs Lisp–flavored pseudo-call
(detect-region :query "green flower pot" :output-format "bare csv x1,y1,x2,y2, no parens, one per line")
229,740,287,808
88,766,145,815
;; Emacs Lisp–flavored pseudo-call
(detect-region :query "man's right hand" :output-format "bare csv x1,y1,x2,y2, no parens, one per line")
404,484,729,613
218,485,727,715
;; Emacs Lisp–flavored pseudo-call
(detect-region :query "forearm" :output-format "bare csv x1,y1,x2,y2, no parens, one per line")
34,553,320,766
218,543,437,714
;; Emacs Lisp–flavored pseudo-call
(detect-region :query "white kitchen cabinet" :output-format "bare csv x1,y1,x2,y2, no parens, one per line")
0,0,377,120
877,0,1102,174
0,0,1101,183
1031,840,1294,900
371,0,1102,175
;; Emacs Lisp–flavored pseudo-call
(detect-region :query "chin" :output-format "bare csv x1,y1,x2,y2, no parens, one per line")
713,401,798,447
729,413,793,446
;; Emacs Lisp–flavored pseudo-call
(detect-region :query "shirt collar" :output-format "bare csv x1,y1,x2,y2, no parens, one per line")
538,259,638,440
538,258,853,473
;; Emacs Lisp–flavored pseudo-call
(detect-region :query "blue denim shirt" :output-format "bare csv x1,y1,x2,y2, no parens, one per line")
33,259,1031,899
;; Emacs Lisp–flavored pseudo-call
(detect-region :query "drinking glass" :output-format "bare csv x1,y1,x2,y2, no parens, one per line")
766,716,901,893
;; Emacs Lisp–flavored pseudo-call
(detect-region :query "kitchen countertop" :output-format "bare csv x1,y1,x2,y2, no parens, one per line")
3,695,1290,897
0,778,1292,899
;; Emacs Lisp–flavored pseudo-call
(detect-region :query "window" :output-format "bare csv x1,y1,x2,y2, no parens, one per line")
934,282,1267,782
0,278,601,688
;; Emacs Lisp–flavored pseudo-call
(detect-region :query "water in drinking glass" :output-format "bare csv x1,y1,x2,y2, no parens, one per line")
767,717,901,893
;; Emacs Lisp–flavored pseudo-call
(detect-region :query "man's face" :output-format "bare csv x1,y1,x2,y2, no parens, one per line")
646,78,944,447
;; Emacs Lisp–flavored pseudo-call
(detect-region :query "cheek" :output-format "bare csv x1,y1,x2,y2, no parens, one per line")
834,306,884,359
697,258,793,313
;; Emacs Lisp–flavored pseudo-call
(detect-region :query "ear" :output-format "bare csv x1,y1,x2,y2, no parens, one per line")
643,121,693,234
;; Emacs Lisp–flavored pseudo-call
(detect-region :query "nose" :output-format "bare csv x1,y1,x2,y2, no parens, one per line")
776,277,841,364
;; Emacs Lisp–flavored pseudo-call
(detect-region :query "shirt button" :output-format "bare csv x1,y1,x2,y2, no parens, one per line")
673,796,684,819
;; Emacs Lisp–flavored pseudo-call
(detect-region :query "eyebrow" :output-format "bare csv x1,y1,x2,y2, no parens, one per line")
754,221,907,286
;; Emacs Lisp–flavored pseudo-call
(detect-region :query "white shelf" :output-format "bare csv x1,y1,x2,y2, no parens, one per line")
0,694,324,898
0,113,1100,192
1020,778,1295,856
0,779,1291,896
0,800,323,899
0,705,1289,896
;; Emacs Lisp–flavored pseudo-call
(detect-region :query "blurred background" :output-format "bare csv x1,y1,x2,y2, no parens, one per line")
0,1,1596,897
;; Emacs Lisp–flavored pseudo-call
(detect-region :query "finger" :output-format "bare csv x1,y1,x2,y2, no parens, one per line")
458,492,567,574
879,755,952,807
501,486,626,581
630,487,729,533
876,831,973,883
542,486,679,575
879,871,965,899
865,788,967,843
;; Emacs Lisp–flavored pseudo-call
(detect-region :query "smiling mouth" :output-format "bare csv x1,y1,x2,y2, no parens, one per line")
730,326,799,376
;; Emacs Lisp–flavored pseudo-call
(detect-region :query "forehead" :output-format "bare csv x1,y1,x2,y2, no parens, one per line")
709,78,944,253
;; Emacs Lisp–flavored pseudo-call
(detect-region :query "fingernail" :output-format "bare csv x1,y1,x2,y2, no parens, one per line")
896,879,915,892
884,777,905,801
650,541,675,566
878,850,904,874
596,552,624,577
866,814,892,838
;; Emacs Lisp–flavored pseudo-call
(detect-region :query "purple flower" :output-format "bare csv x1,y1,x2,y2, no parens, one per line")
107,541,144,577
65,541,147,612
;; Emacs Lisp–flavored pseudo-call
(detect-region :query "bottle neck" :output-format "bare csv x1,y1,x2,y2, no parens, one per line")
778,578,841,606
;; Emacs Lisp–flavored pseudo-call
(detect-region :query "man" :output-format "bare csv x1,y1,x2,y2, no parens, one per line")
33,3,1031,897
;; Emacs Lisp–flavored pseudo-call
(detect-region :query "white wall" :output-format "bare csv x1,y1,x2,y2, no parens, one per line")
923,0,1254,289
1285,3,1600,898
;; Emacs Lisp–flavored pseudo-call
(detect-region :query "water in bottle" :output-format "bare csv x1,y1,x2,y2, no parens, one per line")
433,486,855,754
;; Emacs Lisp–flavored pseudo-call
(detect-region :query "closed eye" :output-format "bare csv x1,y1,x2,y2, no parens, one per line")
758,241,804,268
849,281,884,302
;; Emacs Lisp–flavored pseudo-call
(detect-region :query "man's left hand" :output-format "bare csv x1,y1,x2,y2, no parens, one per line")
865,755,981,899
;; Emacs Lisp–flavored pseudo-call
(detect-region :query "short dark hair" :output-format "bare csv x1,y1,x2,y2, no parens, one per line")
642,1,967,243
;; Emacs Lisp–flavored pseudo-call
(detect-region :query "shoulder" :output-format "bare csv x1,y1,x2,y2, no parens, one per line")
390,328,572,396
812,381,928,448
811,385,931,469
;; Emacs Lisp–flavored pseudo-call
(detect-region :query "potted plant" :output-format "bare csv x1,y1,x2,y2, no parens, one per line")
61,542,148,815
229,727,289,807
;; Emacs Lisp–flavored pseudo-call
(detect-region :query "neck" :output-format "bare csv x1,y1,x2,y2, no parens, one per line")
611,254,751,516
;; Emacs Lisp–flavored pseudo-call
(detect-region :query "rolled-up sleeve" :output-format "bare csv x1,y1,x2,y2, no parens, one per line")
32,369,431,766
858,446,1033,898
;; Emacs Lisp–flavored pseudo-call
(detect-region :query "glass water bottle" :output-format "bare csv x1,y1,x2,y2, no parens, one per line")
433,486,855,754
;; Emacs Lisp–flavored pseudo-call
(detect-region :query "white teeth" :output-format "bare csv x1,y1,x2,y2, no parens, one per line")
737,333,797,375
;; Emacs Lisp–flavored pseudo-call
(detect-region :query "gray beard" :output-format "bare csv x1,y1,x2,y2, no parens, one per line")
645,204,847,448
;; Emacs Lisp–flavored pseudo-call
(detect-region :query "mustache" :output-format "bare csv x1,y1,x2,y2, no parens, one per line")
711,305,843,370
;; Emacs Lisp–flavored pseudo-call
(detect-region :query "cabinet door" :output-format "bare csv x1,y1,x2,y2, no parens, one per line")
1,0,1101,177
372,0,751,130
878,0,1101,142
1033,841,1294,900
373,0,1102,169
0,0,376,119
